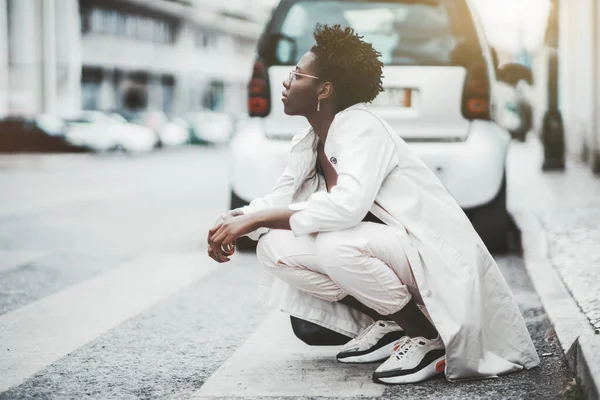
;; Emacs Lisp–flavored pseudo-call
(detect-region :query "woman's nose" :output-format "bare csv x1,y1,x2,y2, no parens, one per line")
283,79,290,89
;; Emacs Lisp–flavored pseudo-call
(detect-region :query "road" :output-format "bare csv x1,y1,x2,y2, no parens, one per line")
0,146,576,399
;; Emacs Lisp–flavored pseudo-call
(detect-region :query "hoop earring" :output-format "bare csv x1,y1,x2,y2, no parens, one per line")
317,99,321,112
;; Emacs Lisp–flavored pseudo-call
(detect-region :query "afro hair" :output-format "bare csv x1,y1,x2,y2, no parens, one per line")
310,24,384,111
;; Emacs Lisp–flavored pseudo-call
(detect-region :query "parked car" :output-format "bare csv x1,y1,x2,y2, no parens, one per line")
0,115,87,153
158,117,190,147
230,0,532,253
186,110,234,145
229,0,534,347
63,111,158,153
135,110,190,148
34,114,68,137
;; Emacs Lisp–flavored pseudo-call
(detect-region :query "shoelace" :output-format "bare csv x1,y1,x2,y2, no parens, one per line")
392,336,423,360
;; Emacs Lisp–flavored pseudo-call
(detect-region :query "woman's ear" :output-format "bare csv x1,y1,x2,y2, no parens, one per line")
319,82,334,100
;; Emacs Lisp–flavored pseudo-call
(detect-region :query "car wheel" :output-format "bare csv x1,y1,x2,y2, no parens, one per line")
290,316,352,346
466,173,513,254
230,189,257,252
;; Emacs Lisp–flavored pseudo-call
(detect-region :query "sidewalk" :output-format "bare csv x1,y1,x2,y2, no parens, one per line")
508,135,600,399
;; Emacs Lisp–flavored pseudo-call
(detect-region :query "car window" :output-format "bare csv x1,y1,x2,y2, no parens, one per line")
272,0,476,66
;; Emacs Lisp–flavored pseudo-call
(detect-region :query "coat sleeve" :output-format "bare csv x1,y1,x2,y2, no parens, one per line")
234,128,314,240
234,164,295,240
289,111,398,237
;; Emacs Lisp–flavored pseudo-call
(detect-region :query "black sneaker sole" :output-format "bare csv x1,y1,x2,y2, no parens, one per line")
372,350,446,384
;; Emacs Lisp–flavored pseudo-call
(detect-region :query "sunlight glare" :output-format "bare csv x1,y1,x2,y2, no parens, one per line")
473,0,551,50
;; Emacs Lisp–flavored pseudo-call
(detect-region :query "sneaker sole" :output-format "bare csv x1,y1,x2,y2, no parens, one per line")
337,341,398,364
372,355,445,384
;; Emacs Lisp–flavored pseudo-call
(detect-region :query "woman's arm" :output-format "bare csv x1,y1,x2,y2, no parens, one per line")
252,207,296,230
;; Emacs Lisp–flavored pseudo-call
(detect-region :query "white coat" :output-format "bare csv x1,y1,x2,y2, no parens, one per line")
239,103,540,381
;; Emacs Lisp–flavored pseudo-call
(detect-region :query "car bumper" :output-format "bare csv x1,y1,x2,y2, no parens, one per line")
230,119,510,209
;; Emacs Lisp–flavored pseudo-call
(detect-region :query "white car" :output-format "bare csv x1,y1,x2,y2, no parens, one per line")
64,111,158,153
230,0,529,253
187,110,234,145
159,118,190,147
137,110,190,147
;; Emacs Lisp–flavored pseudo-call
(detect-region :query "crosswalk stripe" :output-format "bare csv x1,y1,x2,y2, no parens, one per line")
192,310,384,398
0,252,217,392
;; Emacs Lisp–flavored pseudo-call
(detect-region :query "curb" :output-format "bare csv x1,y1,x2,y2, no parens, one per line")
571,335,600,400
511,210,599,399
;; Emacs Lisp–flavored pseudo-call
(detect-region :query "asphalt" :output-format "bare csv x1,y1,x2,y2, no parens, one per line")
0,145,580,399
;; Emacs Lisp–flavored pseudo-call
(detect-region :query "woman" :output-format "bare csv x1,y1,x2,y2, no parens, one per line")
207,24,539,384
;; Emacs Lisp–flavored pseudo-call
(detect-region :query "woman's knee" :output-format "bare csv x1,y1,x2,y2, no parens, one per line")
256,231,283,268
315,230,363,271
256,230,306,269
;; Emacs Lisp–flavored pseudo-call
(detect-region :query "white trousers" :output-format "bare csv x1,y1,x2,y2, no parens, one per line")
256,222,423,316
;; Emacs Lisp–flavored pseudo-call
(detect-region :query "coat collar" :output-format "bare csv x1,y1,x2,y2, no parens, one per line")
290,103,368,154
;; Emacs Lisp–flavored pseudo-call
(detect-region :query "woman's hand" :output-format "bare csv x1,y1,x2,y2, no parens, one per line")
207,210,244,263
208,214,259,263
207,207,294,263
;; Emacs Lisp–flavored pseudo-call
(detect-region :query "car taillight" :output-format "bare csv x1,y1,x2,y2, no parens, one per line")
462,61,490,120
248,60,270,117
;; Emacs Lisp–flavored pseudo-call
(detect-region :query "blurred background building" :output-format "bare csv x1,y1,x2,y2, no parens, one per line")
4,0,600,173
477,0,600,174
0,0,277,118
550,0,600,172
473,0,549,66
0,0,550,120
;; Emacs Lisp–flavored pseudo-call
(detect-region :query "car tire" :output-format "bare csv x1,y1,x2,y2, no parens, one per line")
466,173,512,254
230,189,258,252
290,316,352,346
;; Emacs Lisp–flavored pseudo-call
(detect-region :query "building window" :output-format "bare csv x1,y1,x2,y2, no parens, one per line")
81,6,175,44
195,29,216,48
234,36,256,56
81,68,103,110
203,80,225,112
162,75,175,114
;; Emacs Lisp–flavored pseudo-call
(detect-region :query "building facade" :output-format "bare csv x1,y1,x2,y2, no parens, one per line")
533,0,600,172
0,0,273,118
0,0,82,115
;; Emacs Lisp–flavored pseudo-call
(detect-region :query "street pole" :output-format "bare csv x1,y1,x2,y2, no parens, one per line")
593,0,600,174
0,0,8,115
541,0,566,170
42,0,57,114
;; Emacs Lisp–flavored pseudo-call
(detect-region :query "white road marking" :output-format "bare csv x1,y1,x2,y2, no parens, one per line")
192,311,384,398
0,252,218,392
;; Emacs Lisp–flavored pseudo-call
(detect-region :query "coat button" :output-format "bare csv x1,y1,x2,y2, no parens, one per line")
425,290,432,298
330,157,337,164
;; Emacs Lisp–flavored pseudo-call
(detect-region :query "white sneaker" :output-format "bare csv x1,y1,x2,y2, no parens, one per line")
372,336,445,384
336,320,405,364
